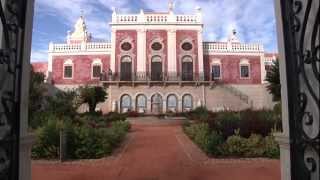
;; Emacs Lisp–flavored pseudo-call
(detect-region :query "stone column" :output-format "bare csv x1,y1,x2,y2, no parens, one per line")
137,29,147,73
167,29,177,78
273,1,291,180
20,1,36,180
147,98,152,114
197,29,204,80
260,53,267,83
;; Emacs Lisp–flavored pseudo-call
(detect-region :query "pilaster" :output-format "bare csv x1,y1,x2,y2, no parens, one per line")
167,29,177,75
137,29,147,73
197,29,204,79
110,29,116,72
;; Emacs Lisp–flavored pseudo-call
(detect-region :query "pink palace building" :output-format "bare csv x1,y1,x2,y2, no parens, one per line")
33,3,277,114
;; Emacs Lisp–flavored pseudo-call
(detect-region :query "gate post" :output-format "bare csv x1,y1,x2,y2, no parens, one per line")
274,0,319,180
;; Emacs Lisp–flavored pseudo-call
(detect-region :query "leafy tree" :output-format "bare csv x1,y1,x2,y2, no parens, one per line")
45,90,79,119
78,86,107,113
265,59,281,101
29,66,46,121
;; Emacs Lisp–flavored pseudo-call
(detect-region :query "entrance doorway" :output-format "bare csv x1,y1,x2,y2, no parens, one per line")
151,93,163,114
151,56,162,81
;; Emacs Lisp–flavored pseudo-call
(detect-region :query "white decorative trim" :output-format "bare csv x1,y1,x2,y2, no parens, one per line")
137,29,146,72
203,42,264,54
111,13,202,25
49,42,111,54
167,29,177,73
111,29,117,72
198,30,204,76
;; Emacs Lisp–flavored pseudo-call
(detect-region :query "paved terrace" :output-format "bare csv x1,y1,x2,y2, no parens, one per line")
32,117,280,180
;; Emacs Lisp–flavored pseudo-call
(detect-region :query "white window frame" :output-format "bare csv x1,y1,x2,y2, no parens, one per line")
63,59,74,79
91,59,103,79
210,59,222,80
239,59,251,79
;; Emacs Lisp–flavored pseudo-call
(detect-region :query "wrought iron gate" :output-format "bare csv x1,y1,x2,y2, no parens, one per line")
0,0,29,180
280,0,319,179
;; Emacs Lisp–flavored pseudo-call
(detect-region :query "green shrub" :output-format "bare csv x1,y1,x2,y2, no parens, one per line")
245,134,265,157
188,107,211,121
184,123,223,155
273,103,282,131
32,118,62,159
207,131,224,156
68,121,130,159
264,134,280,158
76,113,107,128
222,130,248,156
29,111,57,129
104,112,127,123
239,110,275,137
69,126,110,159
213,111,240,139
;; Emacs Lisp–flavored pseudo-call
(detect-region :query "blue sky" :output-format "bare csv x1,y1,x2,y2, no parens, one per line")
31,0,278,62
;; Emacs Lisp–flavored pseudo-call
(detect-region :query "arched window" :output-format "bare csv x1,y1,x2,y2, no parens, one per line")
167,94,178,112
121,56,132,81
182,94,193,111
182,56,193,81
120,94,131,113
136,94,147,113
151,55,162,81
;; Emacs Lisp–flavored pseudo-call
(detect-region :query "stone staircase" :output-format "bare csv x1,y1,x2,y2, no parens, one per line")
220,84,251,105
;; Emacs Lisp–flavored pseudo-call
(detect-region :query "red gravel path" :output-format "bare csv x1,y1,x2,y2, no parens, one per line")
32,118,281,180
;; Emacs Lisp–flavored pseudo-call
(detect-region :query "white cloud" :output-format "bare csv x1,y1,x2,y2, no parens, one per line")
142,0,277,51
31,50,48,62
32,0,278,62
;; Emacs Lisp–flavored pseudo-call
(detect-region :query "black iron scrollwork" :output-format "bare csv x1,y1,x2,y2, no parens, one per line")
284,0,320,179
0,0,27,180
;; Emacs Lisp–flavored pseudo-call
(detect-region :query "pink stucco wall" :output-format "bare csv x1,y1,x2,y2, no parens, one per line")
52,55,110,85
176,30,199,75
204,55,262,84
115,30,137,74
146,30,168,74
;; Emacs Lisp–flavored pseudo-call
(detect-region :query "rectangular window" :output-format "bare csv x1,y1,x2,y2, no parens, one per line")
92,65,101,78
212,65,221,79
64,65,73,79
240,65,250,78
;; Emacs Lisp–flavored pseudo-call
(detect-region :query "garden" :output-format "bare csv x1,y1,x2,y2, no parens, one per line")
182,106,281,159
182,59,282,159
29,68,130,160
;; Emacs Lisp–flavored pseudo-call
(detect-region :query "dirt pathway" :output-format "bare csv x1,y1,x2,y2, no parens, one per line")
32,117,281,180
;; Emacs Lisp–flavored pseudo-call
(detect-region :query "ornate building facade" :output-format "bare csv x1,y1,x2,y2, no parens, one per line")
33,3,277,114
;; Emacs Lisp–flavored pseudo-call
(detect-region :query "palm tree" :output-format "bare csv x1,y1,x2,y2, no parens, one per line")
265,59,281,101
